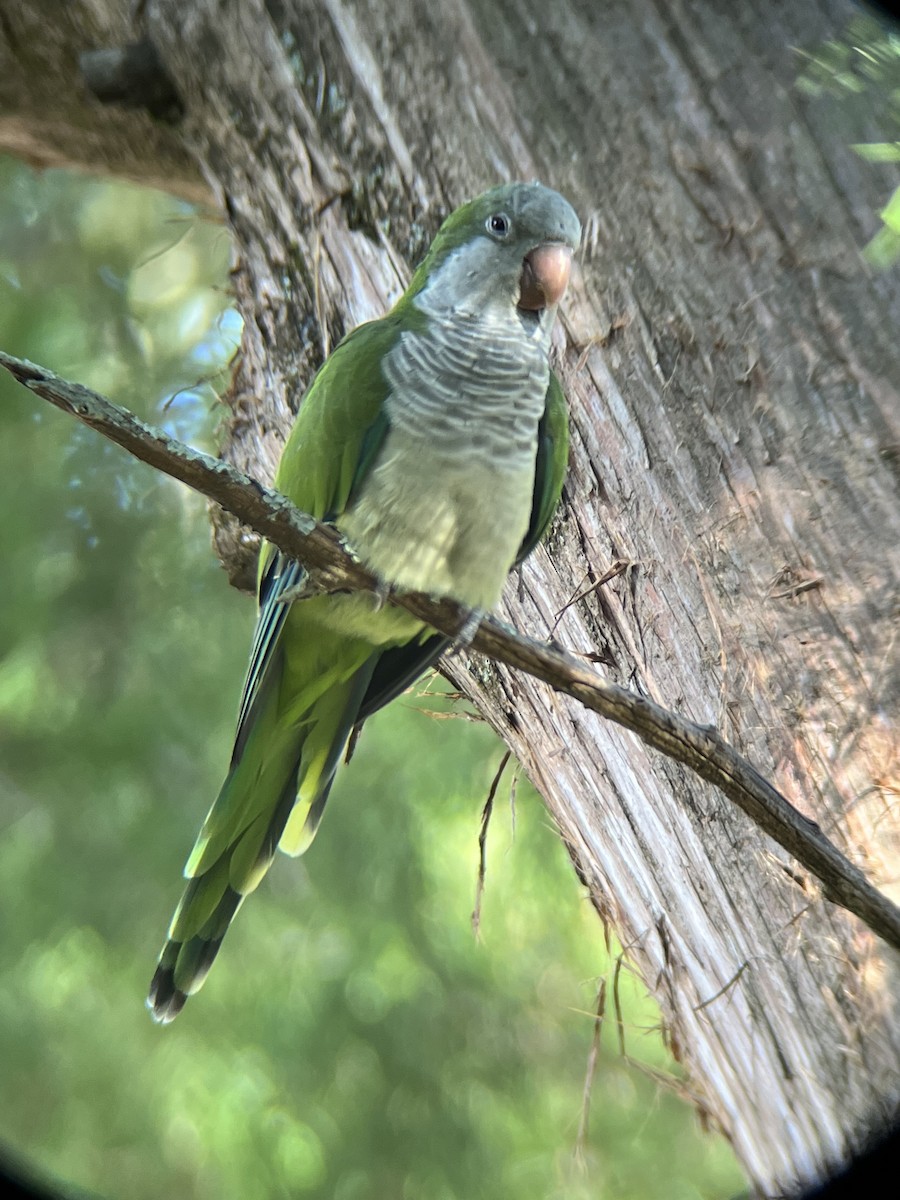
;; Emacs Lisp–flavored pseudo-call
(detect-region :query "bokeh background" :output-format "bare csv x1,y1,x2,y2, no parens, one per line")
0,159,745,1199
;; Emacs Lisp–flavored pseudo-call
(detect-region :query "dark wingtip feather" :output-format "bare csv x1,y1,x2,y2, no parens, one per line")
147,959,187,1024
146,887,243,1023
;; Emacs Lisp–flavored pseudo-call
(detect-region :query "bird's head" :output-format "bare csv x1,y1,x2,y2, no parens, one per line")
407,182,581,323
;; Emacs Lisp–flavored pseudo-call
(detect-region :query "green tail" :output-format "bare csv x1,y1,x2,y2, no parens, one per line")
147,631,378,1023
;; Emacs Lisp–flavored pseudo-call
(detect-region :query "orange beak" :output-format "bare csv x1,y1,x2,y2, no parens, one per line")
517,243,573,311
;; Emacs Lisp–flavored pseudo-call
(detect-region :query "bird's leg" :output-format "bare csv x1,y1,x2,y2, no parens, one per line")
278,531,366,603
276,573,319,604
370,576,392,611
451,606,484,649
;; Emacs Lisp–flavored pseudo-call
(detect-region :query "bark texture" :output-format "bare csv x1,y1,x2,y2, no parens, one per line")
4,0,900,1193
0,1,206,202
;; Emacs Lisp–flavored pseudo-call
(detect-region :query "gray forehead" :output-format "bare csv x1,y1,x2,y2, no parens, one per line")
486,184,581,247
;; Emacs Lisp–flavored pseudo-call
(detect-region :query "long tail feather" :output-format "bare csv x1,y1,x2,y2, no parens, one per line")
147,766,299,1023
147,635,379,1022
148,885,243,1023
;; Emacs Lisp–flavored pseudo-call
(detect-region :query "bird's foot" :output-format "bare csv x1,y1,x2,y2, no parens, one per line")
371,577,392,611
454,607,484,647
276,575,317,604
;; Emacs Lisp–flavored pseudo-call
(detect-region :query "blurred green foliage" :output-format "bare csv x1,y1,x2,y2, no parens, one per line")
0,158,744,1200
796,13,900,267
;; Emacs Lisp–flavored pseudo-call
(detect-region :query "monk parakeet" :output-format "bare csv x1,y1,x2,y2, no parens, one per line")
148,182,580,1022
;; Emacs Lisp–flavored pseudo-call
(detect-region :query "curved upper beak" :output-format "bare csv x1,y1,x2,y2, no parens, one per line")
517,243,574,311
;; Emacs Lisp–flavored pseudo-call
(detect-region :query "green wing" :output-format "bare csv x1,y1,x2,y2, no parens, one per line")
205,311,412,841
231,315,402,756
516,371,569,566
274,315,402,522
149,316,409,1022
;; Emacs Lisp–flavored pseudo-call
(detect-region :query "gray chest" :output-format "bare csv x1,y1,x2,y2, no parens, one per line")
382,308,551,469
339,309,553,608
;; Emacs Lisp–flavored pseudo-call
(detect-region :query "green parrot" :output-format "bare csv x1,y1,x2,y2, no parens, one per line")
148,181,581,1022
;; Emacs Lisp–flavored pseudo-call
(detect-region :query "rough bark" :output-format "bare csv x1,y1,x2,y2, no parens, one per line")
4,0,899,1193
0,1,206,203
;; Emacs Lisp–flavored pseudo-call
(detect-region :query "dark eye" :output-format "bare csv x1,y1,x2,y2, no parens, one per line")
486,212,511,239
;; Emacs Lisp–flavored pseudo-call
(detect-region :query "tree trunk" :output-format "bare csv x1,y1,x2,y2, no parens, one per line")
3,0,899,1192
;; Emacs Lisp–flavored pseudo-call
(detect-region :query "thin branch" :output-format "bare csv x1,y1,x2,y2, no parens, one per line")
471,749,512,938
575,977,607,1158
4,350,900,952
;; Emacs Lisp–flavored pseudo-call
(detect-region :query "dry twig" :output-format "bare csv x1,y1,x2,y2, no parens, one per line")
471,750,512,937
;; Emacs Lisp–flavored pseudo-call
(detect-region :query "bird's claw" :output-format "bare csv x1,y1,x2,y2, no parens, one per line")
371,577,392,611
455,607,484,647
276,577,317,604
